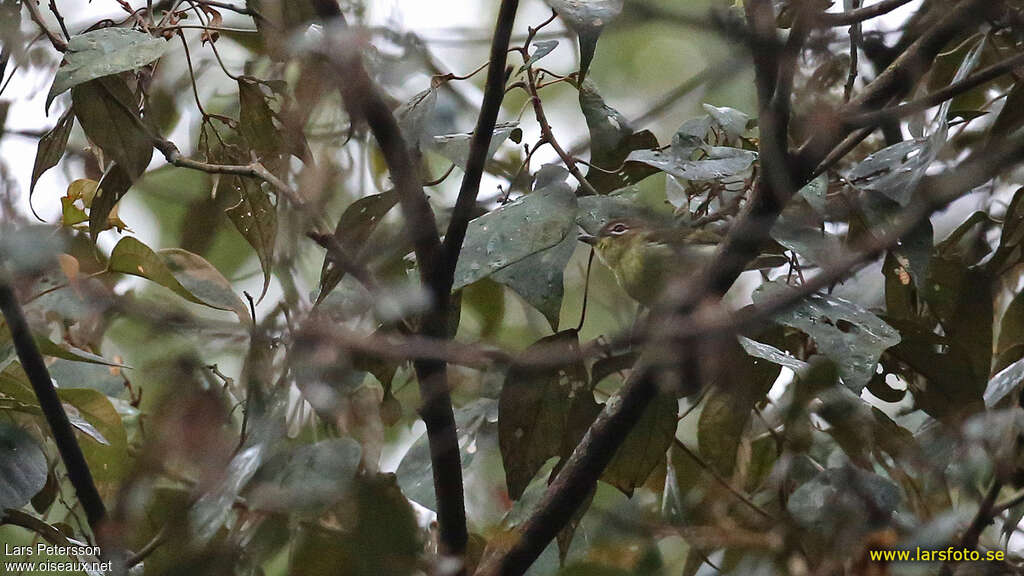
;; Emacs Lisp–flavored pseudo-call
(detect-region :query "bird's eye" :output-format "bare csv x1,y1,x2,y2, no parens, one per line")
610,223,628,235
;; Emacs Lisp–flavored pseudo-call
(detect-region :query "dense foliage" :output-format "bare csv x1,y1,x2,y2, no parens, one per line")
5,0,1024,575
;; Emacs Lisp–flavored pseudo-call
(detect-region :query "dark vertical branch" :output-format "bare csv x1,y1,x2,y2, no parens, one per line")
0,277,107,529
441,0,520,272
327,1,520,558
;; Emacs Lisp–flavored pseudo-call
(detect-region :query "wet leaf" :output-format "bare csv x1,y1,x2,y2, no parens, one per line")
397,398,496,509
238,76,281,156
698,332,782,477
0,421,47,510
452,178,576,290
771,199,843,267
754,282,900,391
108,237,248,320
627,145,755,183
984,357,1024,408
47,28,169,110
30,108,74,197
492,233,575,331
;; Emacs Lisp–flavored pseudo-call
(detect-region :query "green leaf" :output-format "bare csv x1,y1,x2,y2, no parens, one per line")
108,237,248,320
430,122,518,171
520,39,559,72
247,438,362,514
991,187,1024,275
579,81,659,193
604,390,677,495
238,76,281,156
754,282,900,391
57,388,128,482
72,75,153,180
452,178,576,290
543,0,623,82
224,176,277,301
923,256,992,381
30,108,74,197
995,289,1024,374
499,331,599,499
316,191,399,304
47,28,169,110
0,421,47,510
492,233,575,331
35,337,126,367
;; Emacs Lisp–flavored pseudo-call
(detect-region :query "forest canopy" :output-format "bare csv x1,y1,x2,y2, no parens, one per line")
4,1,1024,575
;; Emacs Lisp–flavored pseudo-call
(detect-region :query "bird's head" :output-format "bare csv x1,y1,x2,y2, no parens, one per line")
577,219,650,270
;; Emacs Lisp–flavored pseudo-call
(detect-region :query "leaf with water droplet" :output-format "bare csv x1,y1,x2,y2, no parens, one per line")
452,179,576,290
47,28,169,111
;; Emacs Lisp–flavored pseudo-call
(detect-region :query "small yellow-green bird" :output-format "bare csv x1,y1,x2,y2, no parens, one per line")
578,219,721,307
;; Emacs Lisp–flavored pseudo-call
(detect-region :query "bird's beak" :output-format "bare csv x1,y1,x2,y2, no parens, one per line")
577,233,598,246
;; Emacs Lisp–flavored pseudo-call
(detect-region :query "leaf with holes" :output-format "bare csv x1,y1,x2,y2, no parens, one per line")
108,237,248,321
754,282,899,391
47,27,169,110
225,176,277,301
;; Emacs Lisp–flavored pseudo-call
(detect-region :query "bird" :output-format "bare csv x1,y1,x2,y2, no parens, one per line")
577,218,721,307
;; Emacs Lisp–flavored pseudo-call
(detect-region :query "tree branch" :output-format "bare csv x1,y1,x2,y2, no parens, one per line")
814,0,915,27
323,19,473,558
442,0,519,280
0,277,106,529
842,50,1024,128
23,0,68,52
